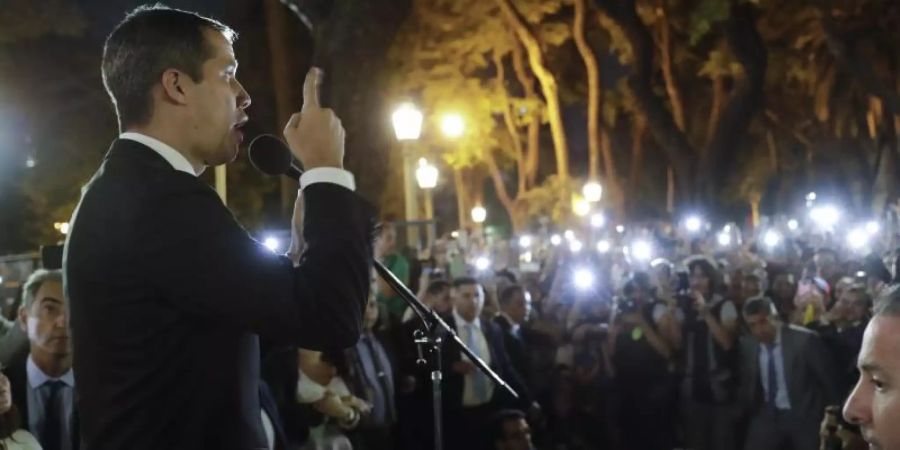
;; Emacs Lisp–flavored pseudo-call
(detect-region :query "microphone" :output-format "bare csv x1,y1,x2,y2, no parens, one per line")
248,134,303,179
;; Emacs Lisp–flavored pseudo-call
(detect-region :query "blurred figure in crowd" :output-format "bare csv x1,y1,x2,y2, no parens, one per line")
488,409,535,450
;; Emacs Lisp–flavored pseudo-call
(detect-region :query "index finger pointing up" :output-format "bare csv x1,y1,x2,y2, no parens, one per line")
302,67,322,112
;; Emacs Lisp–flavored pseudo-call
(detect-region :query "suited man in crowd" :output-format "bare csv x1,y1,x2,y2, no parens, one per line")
64,5,374,449
442,277,534,450
493,285,534,390
343,292,397,450
739,297,840,450
6,269,78,450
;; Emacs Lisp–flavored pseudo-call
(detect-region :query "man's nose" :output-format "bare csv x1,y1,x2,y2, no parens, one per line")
843,382,871,426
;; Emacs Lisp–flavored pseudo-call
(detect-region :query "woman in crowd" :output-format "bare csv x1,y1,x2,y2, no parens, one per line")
0,371,40,450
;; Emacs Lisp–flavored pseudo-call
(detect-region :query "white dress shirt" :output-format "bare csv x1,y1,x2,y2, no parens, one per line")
453,310,493,406
119,132,356,191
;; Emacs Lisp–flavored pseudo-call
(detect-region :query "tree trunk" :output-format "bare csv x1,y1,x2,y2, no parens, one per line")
494,50,528,196
496,0,570,184
627,115,646,217
656,4,686,132
595,0,695,204
484,147,525,233
454,167,470,230
573,0,601,180
510,39,541,189
705,74,725,146
698,2,767,204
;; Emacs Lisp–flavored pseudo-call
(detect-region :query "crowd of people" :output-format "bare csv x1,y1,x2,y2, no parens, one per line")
0,214,898,450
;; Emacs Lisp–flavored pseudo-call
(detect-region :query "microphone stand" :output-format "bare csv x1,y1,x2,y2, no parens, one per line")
372,260,518,450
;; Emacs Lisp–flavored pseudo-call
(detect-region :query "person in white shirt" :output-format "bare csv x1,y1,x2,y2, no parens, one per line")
0,371,41,450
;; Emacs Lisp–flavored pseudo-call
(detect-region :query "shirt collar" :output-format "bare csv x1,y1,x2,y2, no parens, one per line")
119,132,198,176
500,312,520,332
453,309,480,330
26,355,74,389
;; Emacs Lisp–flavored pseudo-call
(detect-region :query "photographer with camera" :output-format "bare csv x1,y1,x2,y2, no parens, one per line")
679,256,741,450
607,272,677,450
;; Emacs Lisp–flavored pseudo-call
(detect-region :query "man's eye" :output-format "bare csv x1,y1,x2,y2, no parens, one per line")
872,377,887,391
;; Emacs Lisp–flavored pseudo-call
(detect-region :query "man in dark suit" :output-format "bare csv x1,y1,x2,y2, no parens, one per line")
493,285,533,390
7,269,79,450
442,278,535,450
739,297,840,450
64,5,374,449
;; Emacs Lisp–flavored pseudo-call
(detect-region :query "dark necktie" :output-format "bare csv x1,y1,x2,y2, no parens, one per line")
42,380,66,450
766,343,778,406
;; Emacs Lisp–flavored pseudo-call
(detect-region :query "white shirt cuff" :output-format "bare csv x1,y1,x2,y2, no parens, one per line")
299,167,355,191
296,370,327,404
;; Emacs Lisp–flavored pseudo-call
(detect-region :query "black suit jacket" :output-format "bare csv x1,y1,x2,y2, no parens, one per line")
738,324,840,421
441,315,531,413
492,315,532,389
5,354,80,450
64,139,375,449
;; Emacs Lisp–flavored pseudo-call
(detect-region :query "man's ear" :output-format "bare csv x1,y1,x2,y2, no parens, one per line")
160,68,190,105
17,305,28,333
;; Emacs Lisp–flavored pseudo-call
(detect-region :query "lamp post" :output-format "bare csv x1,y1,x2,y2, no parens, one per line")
416,157,439,250
440,113,466,228
392,102,424,249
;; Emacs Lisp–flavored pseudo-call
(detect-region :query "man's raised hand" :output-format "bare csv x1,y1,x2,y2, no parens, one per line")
283,67,345,170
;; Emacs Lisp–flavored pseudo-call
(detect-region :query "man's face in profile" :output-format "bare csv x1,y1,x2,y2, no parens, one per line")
843,315,900,449
454,283,483,323
186,28,251,167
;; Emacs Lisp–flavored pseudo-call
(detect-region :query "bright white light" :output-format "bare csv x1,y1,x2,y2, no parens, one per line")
0,275,4,284
590,213,606,228
866,221,880,235
685,216,703,233
596,240,611,253
451,231,460,239
564,230,575,241
415,158,438,189
632,240,653,261
763,230,782,248
518,235,533,248
856,271,867,278
475,256,491,271
847,228,869,250
806,192,817,201
550,234,562,246
787,219,799,231
53,222,69,235
441,114,465,138
25,157,36,168
717,232,731,247
569,240,584,253
391,102,423,141
810,205,840,228
471,206,487,223
583,182,603,202
573,268,594,290
263,237,280,252
616,225,625,234
573,199,591,217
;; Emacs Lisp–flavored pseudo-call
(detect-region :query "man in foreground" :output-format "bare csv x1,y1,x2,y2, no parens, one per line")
64,5,374,449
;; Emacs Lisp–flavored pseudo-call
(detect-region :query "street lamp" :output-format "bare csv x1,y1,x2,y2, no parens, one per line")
471,205,487,224
416,158,439,249
573,198,591,217
392,103,423,141
583,181,603,202
392,102,424,249
440,113,465,139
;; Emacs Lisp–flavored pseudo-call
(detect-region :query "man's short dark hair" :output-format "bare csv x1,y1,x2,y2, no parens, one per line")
454,277,479,289
426,280,451,297
102,4,236,130
499,285,525,307
743,296,778,318
21,269,63,310
488,409,527,446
